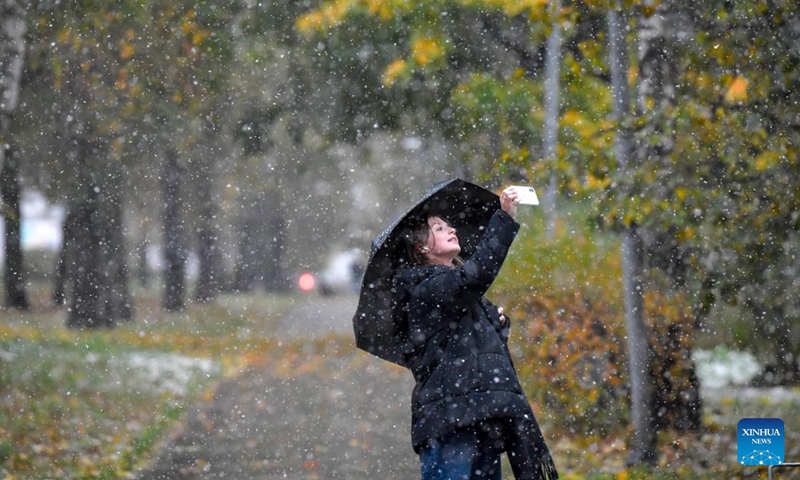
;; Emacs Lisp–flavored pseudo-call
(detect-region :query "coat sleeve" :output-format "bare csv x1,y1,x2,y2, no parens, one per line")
482,297,511,343
408,209,519,306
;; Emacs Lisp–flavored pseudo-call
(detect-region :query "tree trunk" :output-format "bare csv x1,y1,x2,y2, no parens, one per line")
67,140,107,328
0,0,28,175
543,0,561,237
195,219,220,302
608,4,657,464
233,187,288,293
136,237,150,287
53,209,77,306
1,0,28,309
67,191,104,328
194,149,223,303
233,190,264,293
635,2,676,161
262,205,287,292
749,303,799,386
162,148,186,312
1,144,28,309
66,139,131,327
233,216,254,292
97,166,133,321
620,225,656,463
636,0,704,434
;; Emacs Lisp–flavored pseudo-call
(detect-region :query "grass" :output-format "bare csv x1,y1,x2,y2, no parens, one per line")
0,284,296,479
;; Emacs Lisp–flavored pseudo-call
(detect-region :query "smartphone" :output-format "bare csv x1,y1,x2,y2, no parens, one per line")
509,185,539,205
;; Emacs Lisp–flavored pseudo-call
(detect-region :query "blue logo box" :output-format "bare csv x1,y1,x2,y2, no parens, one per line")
738,418,784,466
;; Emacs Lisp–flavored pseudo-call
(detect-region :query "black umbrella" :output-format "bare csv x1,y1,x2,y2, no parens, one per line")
353,178,501,366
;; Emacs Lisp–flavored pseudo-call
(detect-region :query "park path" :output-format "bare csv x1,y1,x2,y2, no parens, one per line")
135,293,419,479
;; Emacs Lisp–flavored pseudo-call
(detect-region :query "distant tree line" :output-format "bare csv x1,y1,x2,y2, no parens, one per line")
0,1,324,324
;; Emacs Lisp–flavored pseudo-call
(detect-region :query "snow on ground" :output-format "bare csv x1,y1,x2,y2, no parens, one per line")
693,347,800,405
693,347,762,389
110,352,220,396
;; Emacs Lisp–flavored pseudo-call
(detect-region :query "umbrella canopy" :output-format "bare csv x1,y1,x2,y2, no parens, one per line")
353,178,500,366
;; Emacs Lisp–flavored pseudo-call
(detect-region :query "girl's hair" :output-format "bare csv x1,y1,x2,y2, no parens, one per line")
400,216,464,267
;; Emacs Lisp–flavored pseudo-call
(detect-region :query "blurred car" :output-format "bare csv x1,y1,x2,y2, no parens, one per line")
318,248,364,296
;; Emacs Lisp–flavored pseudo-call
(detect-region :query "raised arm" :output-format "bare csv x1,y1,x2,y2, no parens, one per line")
408,208,519,304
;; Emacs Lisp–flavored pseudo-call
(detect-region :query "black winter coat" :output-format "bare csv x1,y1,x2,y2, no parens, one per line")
391,209,534,452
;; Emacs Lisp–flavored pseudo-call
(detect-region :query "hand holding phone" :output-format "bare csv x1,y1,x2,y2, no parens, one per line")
508,186,539,205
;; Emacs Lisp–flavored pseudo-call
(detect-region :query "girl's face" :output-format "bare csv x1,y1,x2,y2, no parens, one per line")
423,216,460,265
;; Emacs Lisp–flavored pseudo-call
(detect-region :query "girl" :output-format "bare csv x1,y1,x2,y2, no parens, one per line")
392,187,558,480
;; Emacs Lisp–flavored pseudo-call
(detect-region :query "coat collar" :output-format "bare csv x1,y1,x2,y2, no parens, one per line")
393,264,452,287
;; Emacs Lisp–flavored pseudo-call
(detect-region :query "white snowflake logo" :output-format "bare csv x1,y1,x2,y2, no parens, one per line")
740,450,783,466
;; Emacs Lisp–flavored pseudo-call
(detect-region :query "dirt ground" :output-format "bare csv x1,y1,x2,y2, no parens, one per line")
134,294,420,479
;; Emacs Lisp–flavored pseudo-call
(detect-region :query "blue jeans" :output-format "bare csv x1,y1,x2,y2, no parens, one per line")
419,425,504,480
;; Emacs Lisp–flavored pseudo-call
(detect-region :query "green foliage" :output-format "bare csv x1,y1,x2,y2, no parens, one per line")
451,72,543,168
659,1,799,372
29,1,146,134
493,207,627,435
294,0,552,154
517,291,627,436
515,0,800,377
0,440,12,465
492,206,701,437
21,0,241,199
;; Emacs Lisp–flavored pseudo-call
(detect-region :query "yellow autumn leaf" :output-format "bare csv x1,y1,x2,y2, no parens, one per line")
376,2,397,20
411,36,444,66
297,0,355,34
627,65,638,86
366,0,383,14
180,19,195,36
57,28,71,45
192,30,209,45
724,75,748,103
488,0,547,17
119,42,135,60
561,109,583,128
754,150,780,171
587,388,599,402
329,0,356,21
382,58,407,86
296,11,323,34
585,174,610,190
366,0,396,19
696,73,711,90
